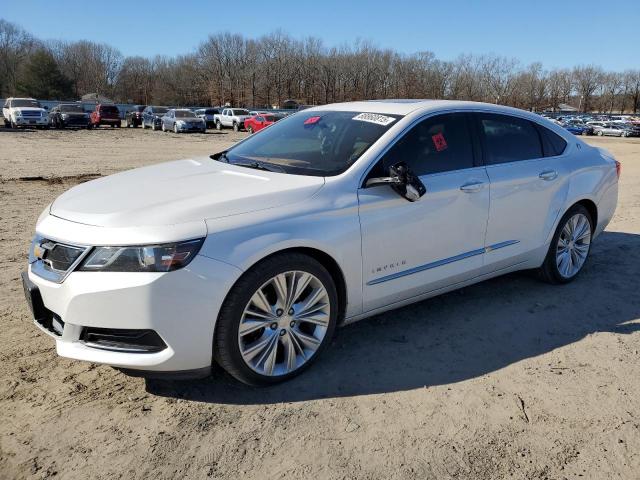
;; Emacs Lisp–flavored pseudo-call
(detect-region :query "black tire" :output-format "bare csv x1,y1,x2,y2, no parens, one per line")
214,253,339,386
247,126,254,134
537,204,593,284
216,120,222,130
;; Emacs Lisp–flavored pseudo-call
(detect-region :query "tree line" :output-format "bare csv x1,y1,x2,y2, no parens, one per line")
1,18,639,113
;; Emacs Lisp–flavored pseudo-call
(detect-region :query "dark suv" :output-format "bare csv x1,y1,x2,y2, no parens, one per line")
49,104,91,129
90,104,121,128
125,105,147,128
141,106,169,130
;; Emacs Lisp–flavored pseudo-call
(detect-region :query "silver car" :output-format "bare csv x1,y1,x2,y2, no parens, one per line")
161,109,206,133
593,123,625,137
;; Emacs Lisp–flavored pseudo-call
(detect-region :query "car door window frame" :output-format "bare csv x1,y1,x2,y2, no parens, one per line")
472,112,548,166
362,111,481,186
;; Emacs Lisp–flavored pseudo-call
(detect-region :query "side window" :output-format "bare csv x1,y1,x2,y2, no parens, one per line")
380,113,475,176
536,124,567,157
478,113,542,165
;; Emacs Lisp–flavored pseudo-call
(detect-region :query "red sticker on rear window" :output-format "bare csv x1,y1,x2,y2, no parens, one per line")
304,116,321,125
432,132,448,152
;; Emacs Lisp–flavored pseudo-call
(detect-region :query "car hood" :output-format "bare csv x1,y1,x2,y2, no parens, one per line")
50,157,325,228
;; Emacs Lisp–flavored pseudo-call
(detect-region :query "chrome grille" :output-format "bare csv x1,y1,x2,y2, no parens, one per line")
22,111,42,117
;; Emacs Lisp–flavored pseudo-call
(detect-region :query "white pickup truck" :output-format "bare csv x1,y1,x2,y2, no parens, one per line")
3,97,50,129
214,108,252,131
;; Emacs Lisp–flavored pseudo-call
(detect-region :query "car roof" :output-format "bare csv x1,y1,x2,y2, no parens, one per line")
309,99,543,118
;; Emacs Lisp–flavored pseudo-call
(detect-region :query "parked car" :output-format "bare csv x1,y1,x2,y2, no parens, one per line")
49,104,91,129
124,105,146,128
161,109,206,133
22,100,619,386
214,108,252,131
561,123,587,136
90,104,121,128
2,97,49,129
194,108,221,128
594,123,626,137
244,113,277,133
141,106,169,130
562,122,594,136
619,124,640,137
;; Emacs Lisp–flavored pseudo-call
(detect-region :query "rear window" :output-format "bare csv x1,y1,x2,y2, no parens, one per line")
263,115,275,122
232,109,250,116
175,110,196,118
205,109,218,114
100,105,119,114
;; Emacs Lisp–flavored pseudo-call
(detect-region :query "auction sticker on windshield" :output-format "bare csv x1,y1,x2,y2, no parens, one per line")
352,113,396,126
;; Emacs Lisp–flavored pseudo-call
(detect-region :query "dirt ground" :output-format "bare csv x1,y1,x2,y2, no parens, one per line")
1,126,639,480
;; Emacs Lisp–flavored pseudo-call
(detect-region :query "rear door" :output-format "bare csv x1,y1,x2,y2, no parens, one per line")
473,112,570,270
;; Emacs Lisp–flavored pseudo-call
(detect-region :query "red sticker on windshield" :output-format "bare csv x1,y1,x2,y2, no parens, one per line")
432,132,448,152
304,116,321,125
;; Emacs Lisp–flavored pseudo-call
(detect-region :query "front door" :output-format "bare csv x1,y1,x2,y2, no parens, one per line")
358,112,490,312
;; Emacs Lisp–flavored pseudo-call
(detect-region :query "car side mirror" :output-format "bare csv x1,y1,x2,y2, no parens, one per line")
365,162,426,202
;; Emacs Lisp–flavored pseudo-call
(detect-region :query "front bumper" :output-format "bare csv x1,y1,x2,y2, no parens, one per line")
14,116,48,126
176,122,206,132
26,254,242,372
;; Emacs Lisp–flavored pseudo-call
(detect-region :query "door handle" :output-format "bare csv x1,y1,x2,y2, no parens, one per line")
460,181,485,193
539,170,558,181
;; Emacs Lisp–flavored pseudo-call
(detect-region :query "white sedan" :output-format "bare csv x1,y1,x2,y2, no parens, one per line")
23,100,619,385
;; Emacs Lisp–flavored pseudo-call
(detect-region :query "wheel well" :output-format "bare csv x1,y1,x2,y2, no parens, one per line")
257,247,348,324
575,199,598,227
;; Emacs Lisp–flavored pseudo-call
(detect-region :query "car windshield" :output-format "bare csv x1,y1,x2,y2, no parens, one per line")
232,109,250,116
12,99,41,108
205,109,218,114
263,115,275,122
222,111,402,176
175,110,196,118
60,104,84,113
135,106,146,112
153,107,168,114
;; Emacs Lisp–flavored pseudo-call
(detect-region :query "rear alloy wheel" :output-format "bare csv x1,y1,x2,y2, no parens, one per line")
173,123,179,134
216,120,222,130
538,205,593,284
233,122,239,132
215,253,338,385
247,126,254,134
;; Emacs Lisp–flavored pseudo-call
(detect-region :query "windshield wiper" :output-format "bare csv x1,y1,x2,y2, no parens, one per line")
230,160,284,173
210,151,283,172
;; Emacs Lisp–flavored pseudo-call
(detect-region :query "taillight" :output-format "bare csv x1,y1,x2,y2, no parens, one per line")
615,160,621,179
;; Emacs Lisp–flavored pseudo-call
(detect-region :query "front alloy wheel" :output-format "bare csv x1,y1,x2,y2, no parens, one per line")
215,253,338,385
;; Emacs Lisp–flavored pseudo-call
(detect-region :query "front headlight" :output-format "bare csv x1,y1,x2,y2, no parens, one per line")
78,239,204,272
61,114,68,119
176,120,185,126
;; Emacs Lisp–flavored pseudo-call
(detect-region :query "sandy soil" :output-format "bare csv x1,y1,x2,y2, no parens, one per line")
1,127,639,480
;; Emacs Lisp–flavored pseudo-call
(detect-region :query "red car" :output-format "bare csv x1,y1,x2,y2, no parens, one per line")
244,113,276,133
90,104,121,128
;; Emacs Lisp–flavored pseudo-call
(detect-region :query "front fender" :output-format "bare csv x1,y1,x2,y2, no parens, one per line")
200,193,363,318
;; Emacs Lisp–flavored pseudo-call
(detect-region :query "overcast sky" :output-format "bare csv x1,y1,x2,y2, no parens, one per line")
3,0,639,71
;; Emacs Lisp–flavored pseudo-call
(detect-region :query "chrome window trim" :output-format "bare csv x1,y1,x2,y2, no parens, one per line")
357,107,574,187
